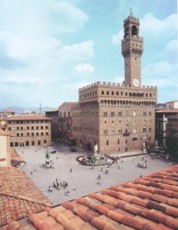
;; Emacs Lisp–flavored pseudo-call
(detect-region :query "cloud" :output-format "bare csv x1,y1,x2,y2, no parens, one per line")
142,61,178,88
165,39,178,62
48,1,88,34
140,13,177,39
74,63,95,75
0,0,89,70
113,75,124,84
166,39,178,53
0,1,88,35
62,80,91,91
59,40,94,62
111,30,122,45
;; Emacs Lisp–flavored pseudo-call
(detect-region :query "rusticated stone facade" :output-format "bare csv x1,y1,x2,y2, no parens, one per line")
72,82,156,154
71,13,157,154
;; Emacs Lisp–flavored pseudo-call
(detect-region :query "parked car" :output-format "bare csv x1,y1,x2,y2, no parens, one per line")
47,147,56,153
69,147,77,152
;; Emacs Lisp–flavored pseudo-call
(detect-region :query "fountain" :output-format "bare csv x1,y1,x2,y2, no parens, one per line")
77,144,115,166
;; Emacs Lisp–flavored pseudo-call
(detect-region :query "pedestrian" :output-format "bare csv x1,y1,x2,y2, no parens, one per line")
97,174,101,180
48,186,53,192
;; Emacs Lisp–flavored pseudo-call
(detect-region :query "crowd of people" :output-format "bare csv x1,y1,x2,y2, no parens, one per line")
48,178,74,196
47,169,77,197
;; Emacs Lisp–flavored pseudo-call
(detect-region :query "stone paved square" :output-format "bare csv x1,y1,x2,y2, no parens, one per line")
16,144,173,206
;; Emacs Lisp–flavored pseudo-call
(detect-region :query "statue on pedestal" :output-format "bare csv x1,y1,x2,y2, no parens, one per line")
143,141,147,154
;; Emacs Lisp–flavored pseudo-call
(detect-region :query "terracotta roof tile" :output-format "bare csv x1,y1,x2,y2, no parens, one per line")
4,221,21,230
0,167,52,227
153,187,175,198
163,184,178,192
62,200,77,211
56,212,71,227
141,208,167,223
113,207,135,218
107,210,124,223
133,215,158,229
147,201,167,212
91,215,120,230
161,203,178,216
124,203,142,215
48,206,66,218
130,196,149,207
122,215,146,230
165,216,178,229
167,197,178,207
156,223,172,230
88,192,118,206
79,222,97,230
95,203,115,215
82,209,100,222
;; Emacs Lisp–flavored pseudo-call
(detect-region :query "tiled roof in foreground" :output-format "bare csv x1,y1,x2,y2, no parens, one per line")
2,164,178,230
0,167,52,227
2,165,178,230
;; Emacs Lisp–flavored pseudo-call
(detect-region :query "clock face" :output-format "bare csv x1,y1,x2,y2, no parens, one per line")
133,79,139,87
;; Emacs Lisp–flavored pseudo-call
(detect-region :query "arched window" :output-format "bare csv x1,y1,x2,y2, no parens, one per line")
132,25,137,36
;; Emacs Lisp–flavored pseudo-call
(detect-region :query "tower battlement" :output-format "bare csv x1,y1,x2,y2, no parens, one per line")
79,81,157,92
124,15,140,25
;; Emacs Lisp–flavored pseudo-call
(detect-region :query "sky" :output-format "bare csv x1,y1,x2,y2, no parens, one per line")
0,0,177,109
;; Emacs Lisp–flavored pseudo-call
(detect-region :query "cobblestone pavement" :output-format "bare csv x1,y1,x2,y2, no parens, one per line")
16,144,174,206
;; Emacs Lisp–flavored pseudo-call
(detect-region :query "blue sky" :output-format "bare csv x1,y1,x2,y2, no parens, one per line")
0,0,177,108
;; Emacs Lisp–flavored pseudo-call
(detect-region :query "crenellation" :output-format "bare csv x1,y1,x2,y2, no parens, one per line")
124,16,139,24
79,81,157,94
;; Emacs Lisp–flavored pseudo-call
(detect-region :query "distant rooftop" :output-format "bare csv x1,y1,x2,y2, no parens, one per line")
0,114,51,121
156,108,178,113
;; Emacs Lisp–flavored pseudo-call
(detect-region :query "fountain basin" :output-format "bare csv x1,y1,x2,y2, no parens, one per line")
77,155,115,166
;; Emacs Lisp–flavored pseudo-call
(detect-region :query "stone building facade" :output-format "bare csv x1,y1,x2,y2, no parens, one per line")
0,114,51,148
166,100,178,109
0,129,11,167
71,13,157,154
155,108,178,147
45,109,59,140
58,102,77,144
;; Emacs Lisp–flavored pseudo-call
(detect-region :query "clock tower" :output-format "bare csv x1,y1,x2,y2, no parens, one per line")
122,11,143,87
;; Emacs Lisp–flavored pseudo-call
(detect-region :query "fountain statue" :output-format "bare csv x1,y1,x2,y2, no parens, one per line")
77,143,114,166
93,144,100,161
142,141,147,154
